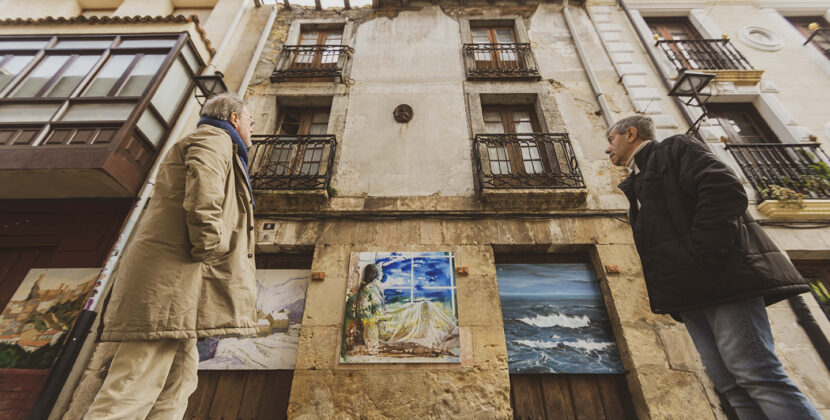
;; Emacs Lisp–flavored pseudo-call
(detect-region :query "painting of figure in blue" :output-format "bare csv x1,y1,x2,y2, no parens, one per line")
341,252,460,363
496,263,624,374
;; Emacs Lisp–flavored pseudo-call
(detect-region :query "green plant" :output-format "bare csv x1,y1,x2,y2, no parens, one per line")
761,184,805,208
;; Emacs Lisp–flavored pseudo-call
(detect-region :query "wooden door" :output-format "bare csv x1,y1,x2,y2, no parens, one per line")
483,106,558,180
793,260,830,321
788,17,830,57
647,18,702,69
510,374,637,419
269,109,330,177
293,29,342,73
707,103,779,144
471,27,521,72
185,254,312,419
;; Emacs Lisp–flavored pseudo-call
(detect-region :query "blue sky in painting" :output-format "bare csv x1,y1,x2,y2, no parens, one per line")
496,263,600,298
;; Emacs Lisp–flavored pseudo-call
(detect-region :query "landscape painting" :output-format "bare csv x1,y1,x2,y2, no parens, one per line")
340,252,460,363
0,268,99,369
198,269,309,370
496,263,624,374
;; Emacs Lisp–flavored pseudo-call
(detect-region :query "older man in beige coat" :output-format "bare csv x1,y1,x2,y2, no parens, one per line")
85,94,258,420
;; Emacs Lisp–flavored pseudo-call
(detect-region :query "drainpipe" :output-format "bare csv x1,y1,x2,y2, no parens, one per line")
238,6,278,96
562,0,615,127
617,0,704,142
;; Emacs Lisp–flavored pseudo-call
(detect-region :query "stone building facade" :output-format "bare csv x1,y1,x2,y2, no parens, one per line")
1,0,829,419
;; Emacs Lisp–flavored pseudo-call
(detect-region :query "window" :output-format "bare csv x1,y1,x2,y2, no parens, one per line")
793,261,830,321
788,16,830,57
646,17,701,40
0,34,204,148
707,103,779,144
471,26,519,69
483,105,557,176
294,29,342,68
273,108,330,175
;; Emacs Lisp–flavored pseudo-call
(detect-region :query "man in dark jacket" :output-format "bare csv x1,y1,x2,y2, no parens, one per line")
607,115,821,419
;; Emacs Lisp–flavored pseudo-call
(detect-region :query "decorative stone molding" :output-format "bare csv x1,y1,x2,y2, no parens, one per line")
757,200,830,220
738,26,785,52
705,69,765,85
587,6,679,132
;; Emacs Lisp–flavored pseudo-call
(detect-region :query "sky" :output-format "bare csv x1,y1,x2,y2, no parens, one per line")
496,263,601,298
10,268,100,301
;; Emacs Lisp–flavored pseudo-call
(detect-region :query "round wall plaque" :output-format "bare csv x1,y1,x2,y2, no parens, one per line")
738,26,784,51
393,104,413,123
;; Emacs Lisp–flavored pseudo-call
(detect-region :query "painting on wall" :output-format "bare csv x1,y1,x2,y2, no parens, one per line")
0,268,100,369
496,263,624,374
198,269,310,370
340,252,460,363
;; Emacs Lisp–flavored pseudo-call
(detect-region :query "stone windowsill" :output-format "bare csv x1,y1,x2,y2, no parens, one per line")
480,188,588,209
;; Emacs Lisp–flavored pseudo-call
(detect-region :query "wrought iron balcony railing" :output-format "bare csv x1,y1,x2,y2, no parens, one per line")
473,133,585,191
725,143,830,201
655,39,754,72
805,28,830,58
462,43,540,80
248,134,336,191
270,45,352,83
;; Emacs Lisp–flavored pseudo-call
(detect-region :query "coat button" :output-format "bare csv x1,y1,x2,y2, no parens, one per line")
249,226,254,231
248,254,253,258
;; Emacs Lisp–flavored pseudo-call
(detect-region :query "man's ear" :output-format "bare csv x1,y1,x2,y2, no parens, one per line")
627,126,638,143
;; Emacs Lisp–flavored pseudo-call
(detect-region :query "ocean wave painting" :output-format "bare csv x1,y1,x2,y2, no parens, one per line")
497,263,624,374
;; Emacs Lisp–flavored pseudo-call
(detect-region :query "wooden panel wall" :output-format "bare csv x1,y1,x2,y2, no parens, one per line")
510,374,637,420
184,371,294,420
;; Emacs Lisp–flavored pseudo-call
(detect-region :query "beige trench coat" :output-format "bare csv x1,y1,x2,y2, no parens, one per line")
100,125,257,341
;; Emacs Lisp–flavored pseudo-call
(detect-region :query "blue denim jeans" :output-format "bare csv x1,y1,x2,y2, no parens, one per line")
681,297,823,420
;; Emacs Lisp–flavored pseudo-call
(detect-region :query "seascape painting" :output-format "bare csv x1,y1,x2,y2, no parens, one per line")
198,269,309,370
0,268,99,369
496,263,624,374
340,252,460,363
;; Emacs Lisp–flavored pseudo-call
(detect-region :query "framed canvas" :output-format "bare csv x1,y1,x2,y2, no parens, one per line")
340,252,460,363
198,269,310,370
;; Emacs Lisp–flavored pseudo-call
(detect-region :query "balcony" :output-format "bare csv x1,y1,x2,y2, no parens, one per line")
726,143,830,219
655,39,763,85
0,34,204,199
248,134,337,208
270,45,352,83
462,43,540,81
805,28,830,58
472,133,586,207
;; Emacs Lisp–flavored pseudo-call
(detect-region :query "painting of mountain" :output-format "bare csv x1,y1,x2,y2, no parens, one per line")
496,263,624,374
198,269,310,370
340,252,460,363
0,268,99,369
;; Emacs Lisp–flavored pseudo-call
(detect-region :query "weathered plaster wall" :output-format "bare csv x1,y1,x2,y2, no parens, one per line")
338,6,473,196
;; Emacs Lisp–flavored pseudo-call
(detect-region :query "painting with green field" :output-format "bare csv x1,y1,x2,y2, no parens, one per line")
340,252,460,363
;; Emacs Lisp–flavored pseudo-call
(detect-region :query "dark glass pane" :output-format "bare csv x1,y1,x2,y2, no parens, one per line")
45,129,73,145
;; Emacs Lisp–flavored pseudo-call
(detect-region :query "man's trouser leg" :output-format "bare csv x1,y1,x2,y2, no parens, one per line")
681,296,822,420
146,339,198,419
84,339,198,420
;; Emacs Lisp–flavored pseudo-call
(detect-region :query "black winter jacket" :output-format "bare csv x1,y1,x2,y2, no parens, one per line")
618,135,809,315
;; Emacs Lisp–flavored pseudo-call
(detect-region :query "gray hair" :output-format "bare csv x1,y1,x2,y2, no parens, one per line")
607,115,656,141
200,93,245,121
